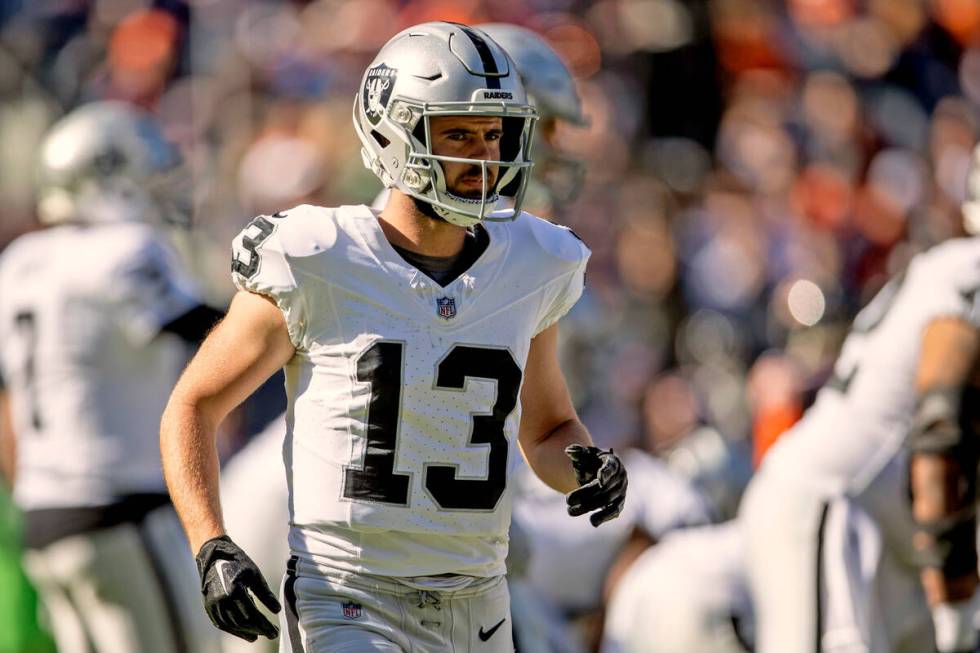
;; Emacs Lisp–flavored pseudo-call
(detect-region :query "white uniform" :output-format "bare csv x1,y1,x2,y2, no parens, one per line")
230,204,589,651
601,521,752,653
0,223,199,509
0,222,217,653
741,237,980,653
512,447,712,614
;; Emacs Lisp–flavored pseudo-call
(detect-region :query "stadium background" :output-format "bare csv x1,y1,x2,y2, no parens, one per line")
0,0,978,647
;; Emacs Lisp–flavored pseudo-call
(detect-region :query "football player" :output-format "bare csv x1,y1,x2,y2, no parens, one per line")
739,142,980,653
0,101,222,652
221,24,602,653
160,22,627,652
601,521,752,653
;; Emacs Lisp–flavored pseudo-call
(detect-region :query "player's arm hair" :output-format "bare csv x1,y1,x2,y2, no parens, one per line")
908,316,980,605
161,304,225,344
0,388,14,490
160,291,294,553
517,323,594,495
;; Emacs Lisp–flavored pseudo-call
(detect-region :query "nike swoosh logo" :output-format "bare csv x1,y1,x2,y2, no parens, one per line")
478,618,506,642
214,560,234,594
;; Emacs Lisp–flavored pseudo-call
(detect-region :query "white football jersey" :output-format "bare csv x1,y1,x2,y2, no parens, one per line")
512,447,713,612
230,204,590,578
761,237,980,494
0,223,201,509
602,521,752,653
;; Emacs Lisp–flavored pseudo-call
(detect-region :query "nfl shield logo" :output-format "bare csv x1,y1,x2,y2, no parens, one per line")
436,296,457,320
342,602,363,620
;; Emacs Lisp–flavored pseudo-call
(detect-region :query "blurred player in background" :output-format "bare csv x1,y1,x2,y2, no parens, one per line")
740,142,980,653
600,520,752,653
0,101,222,653
161,22,627,652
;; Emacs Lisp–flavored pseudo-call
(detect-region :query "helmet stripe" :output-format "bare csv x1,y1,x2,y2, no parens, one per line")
457,26,501,89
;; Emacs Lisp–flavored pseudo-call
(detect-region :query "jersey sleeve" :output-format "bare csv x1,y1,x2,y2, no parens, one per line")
920,242,980,329
109,228,202,346
533,225,591,336
230,213,307,348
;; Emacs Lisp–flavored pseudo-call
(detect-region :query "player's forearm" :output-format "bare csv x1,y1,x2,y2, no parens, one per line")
0,390,15,489
160,398,226,553
520,418,593,494
909,318,980,604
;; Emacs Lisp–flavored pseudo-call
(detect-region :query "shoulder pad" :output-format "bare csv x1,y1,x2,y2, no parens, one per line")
520,212,590,265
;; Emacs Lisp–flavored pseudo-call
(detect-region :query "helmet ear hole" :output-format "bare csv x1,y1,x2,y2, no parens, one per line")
370,130,390,148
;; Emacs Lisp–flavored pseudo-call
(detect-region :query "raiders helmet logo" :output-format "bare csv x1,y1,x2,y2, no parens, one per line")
363,64,397,126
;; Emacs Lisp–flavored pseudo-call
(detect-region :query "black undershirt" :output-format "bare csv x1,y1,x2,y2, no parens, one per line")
390,224,490,287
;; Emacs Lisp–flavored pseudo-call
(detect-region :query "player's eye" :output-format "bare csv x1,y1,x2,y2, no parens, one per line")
485,131,502,141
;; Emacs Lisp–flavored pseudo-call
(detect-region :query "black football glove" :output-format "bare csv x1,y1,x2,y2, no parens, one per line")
195,535,281,642
564,444,627,527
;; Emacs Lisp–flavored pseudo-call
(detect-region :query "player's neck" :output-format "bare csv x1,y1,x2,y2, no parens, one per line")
378,191,467,258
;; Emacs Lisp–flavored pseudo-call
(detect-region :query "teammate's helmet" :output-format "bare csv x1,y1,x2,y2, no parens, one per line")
36,101,188,227
478,23,585,127
478,23,586,206
964,141,980,236
353,22,537,228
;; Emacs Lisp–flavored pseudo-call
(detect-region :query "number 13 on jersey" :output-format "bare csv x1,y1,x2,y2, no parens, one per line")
342,341,522,512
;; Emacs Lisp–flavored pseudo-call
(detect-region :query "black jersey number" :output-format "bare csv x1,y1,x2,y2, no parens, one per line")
231,216,276,279
13,311,42,430
342,342,522,511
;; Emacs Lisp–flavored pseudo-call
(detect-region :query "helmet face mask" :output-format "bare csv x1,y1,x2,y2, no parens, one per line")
353,22,538,228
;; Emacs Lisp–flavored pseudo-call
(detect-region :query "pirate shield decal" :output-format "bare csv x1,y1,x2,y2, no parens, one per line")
363,64,397,126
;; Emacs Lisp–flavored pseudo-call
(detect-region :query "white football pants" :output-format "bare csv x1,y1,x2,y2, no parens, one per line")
279,558,513,653
23,506,218,653
740,455,932,653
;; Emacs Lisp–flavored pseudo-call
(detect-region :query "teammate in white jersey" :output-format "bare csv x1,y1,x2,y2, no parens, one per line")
0,101,221,653
161,22,628,652
601,521,752,653
740,145,980,653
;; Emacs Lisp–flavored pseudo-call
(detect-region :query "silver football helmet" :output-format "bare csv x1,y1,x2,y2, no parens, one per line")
353,22,537,228
964,141,980,236
479,23,586,206
36,101,188,227
478,23,585,126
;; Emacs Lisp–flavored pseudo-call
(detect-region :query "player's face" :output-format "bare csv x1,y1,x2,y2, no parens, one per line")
429,115,502,199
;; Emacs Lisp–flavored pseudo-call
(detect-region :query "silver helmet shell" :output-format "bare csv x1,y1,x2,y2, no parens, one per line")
965,142,980,236
478,23,585,126
37,101,187,227
353,22,538,228
479,23,586,208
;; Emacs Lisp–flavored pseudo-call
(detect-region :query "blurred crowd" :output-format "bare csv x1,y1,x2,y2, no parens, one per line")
1,0,979,510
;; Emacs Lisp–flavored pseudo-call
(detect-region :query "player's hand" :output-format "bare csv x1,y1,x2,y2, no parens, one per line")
195,535,281,642
564,444,627,527
932,596,980,653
